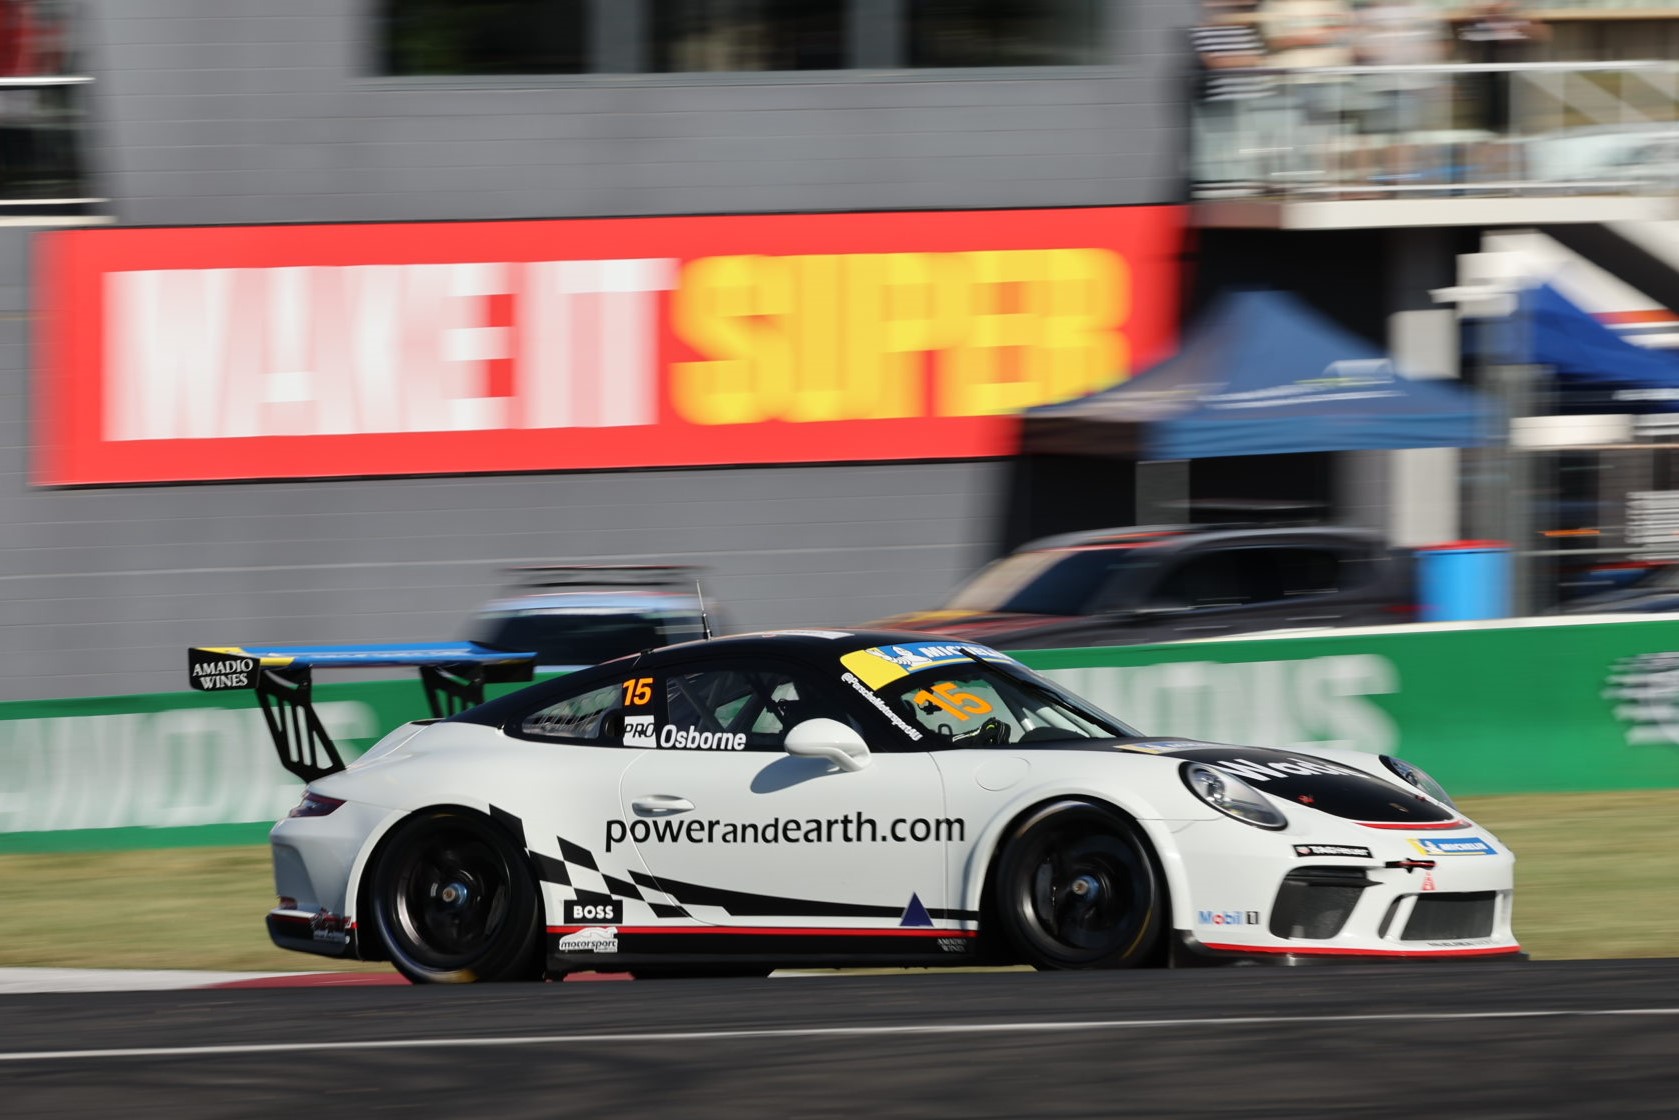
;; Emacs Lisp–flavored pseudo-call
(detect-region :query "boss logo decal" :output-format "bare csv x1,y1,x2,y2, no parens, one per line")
564,899,624,924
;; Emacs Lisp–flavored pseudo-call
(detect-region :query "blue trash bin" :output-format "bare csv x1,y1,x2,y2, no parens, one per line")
1416,541,1512,622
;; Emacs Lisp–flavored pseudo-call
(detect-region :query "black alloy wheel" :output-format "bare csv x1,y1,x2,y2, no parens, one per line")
992,801,1164,970
369,809,543,984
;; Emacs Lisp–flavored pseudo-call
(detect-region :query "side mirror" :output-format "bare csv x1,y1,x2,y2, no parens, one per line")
784,718,872,772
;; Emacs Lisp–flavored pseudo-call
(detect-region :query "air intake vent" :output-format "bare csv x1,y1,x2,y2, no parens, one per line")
1270,867,1374,940
1401,892,1496,942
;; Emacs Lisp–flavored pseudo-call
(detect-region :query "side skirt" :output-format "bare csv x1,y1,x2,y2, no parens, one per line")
546,925,982,971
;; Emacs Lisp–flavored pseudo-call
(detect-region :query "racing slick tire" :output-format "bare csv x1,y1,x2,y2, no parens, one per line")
368,809,544,984
991,801,1164,970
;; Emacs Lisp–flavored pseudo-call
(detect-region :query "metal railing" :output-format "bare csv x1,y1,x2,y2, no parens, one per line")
0,73,97,213
1192,60,1679,201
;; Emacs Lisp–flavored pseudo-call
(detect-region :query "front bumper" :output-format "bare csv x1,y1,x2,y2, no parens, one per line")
1168,818,1522,960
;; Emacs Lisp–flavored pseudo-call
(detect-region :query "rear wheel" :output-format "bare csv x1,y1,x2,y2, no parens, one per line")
991,801,1164,970
369,809,543,984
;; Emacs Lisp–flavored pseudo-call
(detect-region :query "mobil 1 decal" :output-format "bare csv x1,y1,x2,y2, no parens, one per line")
622,675,656,748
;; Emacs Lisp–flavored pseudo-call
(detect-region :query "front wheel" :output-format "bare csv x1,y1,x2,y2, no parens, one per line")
368,809,543,984
991,801,1164,970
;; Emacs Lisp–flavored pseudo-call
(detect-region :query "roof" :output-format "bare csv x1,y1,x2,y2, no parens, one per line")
476,588,703,615
1016,523,1386,554
637,628,996,664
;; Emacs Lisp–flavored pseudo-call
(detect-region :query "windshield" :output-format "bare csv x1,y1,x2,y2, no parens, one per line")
944,549,1148,615
474,611,702,666
878,663,1135,747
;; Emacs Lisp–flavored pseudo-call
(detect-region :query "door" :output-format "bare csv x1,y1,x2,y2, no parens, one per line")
1144,545,1353,638
616,661,955,950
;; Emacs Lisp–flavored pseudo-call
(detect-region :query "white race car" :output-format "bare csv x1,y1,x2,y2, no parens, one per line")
193,630,1521,981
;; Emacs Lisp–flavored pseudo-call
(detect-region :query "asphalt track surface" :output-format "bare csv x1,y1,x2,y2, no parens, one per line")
4,959,1679,1117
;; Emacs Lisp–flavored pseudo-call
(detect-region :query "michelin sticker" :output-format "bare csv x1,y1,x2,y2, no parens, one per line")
1408,836,1495,857
556,926,620,953
839,641,1016,690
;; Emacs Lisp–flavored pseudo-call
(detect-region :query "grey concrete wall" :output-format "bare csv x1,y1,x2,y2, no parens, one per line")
0,0,1192,700
81,0,1189,224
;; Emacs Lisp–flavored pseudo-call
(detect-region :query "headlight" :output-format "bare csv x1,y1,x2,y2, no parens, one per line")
1180,762,1288,830
1380,756,1457,810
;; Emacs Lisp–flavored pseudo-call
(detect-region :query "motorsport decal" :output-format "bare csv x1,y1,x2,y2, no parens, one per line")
839,641,1018,691
1408,836,1496,857
1293,844,1373,859
841,671,924,740
1196,909,1261,926
563,899,624,925
555,926,619,953
605,811,965,853
1171,746,1459,826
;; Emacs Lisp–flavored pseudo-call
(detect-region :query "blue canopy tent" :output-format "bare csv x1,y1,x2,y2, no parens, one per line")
1020,289,1500,459
1518,283,1679,412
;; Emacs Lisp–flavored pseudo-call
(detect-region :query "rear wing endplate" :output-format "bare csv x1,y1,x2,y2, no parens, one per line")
188,643,536,783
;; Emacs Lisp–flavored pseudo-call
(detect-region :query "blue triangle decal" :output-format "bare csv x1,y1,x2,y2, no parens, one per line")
899,892,934,928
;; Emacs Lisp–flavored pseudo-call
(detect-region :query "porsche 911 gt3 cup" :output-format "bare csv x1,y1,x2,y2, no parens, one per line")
189,630,1520,982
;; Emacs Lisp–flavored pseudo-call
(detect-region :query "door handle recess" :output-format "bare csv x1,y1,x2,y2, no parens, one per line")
632,795,695,817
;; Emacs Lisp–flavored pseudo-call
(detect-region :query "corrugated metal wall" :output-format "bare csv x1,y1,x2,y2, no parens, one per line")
1,0,1188,700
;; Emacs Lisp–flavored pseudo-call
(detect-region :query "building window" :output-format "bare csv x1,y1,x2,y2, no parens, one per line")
650,0,845,72
0,0,92,210
376,0,1110,76
381,0,589,76
907,0,1106,68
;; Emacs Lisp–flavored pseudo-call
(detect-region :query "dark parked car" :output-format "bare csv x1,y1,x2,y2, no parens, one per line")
867,525,1415,649
470,565,714,669
1556,561,1679,614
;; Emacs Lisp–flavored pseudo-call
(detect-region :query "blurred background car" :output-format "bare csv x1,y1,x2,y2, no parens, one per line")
470,565,715,671
1555,559,1679,613
866,524,1414,649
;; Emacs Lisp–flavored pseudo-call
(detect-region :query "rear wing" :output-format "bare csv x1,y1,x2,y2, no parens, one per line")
189,642,536,783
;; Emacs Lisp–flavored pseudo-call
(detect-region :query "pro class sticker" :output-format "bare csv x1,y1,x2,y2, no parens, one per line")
1408,836,1496,857
563,899,624,925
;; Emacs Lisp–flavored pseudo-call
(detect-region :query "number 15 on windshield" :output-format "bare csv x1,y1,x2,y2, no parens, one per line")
914,681,992,721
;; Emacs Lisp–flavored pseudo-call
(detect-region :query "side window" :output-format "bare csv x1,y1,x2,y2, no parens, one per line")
1150,552,1252,610
664,667,854,752
1274,548,1344,600
520,681,627,744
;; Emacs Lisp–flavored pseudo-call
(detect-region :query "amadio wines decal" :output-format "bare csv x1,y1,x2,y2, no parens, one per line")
35,207,1182,485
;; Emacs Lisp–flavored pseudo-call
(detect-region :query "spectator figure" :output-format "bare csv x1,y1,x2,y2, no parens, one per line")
1352,0,1447,184
1190,0,1282,193
1261,0,1354,121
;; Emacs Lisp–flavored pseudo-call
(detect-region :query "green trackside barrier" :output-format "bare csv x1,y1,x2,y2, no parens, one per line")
0,676,544,854
1019,616,1679,797
5,616,1679,852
